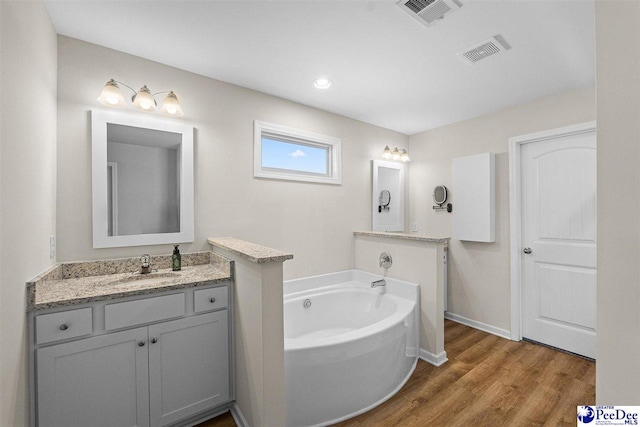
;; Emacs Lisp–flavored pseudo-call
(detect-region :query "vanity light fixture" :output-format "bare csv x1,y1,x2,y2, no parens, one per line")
313,77,332,89
381,145,410,162
97,79,126,107
160,91,183,116
97,79,184,117
131,85,156,111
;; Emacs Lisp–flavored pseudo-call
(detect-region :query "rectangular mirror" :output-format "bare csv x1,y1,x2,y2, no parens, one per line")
372,159,405,232
92,110,194,248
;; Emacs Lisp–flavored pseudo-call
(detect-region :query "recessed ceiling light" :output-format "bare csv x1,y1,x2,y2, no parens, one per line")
313,77,331,89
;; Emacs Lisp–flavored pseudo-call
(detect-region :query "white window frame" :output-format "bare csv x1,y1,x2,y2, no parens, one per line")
254,120,342,185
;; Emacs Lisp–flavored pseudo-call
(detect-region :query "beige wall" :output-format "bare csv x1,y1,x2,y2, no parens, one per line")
595,0,640,404
0,2,57,425
409,85,596,332
56,36,409,281
355,236,445,360
211,247,286,427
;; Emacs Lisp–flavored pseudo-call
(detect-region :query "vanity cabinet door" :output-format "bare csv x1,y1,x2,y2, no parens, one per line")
36,327,150,427
148,311,230,427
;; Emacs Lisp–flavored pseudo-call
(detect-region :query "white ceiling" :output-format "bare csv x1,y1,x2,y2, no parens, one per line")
44,0,595,135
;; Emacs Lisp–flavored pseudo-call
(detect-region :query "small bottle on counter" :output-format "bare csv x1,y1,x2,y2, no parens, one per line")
172,245,181,271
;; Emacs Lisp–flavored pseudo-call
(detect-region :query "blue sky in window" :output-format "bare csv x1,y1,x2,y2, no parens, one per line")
261,138,328,174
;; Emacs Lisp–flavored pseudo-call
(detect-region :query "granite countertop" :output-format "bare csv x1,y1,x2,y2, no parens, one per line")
27,252,232,311
353,230,450,244
209,237,294,264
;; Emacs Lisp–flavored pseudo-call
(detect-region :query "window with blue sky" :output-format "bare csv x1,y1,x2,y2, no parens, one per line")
254,120,342,185
261,137,329,175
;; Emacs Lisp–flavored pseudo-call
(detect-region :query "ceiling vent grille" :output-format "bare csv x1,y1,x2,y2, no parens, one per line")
458,36,509,64
396,0,462,27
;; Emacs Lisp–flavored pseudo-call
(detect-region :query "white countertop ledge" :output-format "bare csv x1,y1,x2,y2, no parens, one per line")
209,237,294,264
353,231,450,244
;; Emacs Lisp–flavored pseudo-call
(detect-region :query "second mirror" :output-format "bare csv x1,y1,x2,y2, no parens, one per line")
432,185,452,213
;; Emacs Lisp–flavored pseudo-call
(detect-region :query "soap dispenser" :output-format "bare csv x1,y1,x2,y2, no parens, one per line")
172,245,181,271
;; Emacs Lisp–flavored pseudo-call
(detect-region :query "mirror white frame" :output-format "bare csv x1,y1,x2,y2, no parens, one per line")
91,109,194,248
372,159,405,232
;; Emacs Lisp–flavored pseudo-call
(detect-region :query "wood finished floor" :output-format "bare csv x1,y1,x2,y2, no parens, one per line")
197,320,595,427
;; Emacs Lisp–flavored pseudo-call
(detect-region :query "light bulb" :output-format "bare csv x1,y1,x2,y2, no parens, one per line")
400,149,410,162
382,145,393,160
392,147,400,161
313,77,332,89
160,91,184,117
97,79,125,108
132,85,157,112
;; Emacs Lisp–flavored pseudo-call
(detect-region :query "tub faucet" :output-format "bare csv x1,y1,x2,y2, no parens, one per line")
141,254,151,274
371,279,386,288
379,252,392,269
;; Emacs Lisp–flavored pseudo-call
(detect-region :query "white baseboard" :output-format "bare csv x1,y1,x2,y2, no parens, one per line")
230,403,249,427
419,348,448,366
445,312,511,340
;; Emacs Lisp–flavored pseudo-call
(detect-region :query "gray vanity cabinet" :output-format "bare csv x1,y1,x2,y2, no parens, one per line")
36,327,150,427
148,311,229,426
31,283,233,427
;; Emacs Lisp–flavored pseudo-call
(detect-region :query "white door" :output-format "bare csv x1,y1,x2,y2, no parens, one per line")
37,327,150,427
148,311,230,427
521,127,596,359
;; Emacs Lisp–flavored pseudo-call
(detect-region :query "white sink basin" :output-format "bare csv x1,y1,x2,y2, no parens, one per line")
110,272,180,287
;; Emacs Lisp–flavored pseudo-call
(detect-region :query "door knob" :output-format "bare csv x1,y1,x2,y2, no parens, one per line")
523,247,532,254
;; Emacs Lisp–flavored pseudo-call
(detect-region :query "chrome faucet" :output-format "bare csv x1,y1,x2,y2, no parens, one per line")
371,279,387,288
141,254,151,274
379,252,392,269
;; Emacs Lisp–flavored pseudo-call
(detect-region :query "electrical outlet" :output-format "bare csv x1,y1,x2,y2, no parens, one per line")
412,222,418,232
49,236,56,259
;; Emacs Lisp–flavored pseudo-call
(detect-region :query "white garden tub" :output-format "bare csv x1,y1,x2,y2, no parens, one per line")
284,269,419,427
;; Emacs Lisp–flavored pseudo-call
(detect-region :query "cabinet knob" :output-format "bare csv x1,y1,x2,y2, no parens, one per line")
138,340,145,347
210,297,216,303
151,337,158,344
59,324,69,331
523,247,533,254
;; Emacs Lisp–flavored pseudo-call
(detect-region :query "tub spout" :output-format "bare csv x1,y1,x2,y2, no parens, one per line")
371,279,386,288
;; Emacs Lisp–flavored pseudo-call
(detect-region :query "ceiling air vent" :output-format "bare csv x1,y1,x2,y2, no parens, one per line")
396,0,462,27
457,36,509,64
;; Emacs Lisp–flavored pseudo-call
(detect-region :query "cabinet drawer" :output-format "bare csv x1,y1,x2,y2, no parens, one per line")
105,293,185,331
194,286,228,313
36,308,92,345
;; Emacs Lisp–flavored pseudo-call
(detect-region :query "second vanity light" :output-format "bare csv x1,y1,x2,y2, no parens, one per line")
97,78,184,117
382,145,410,162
